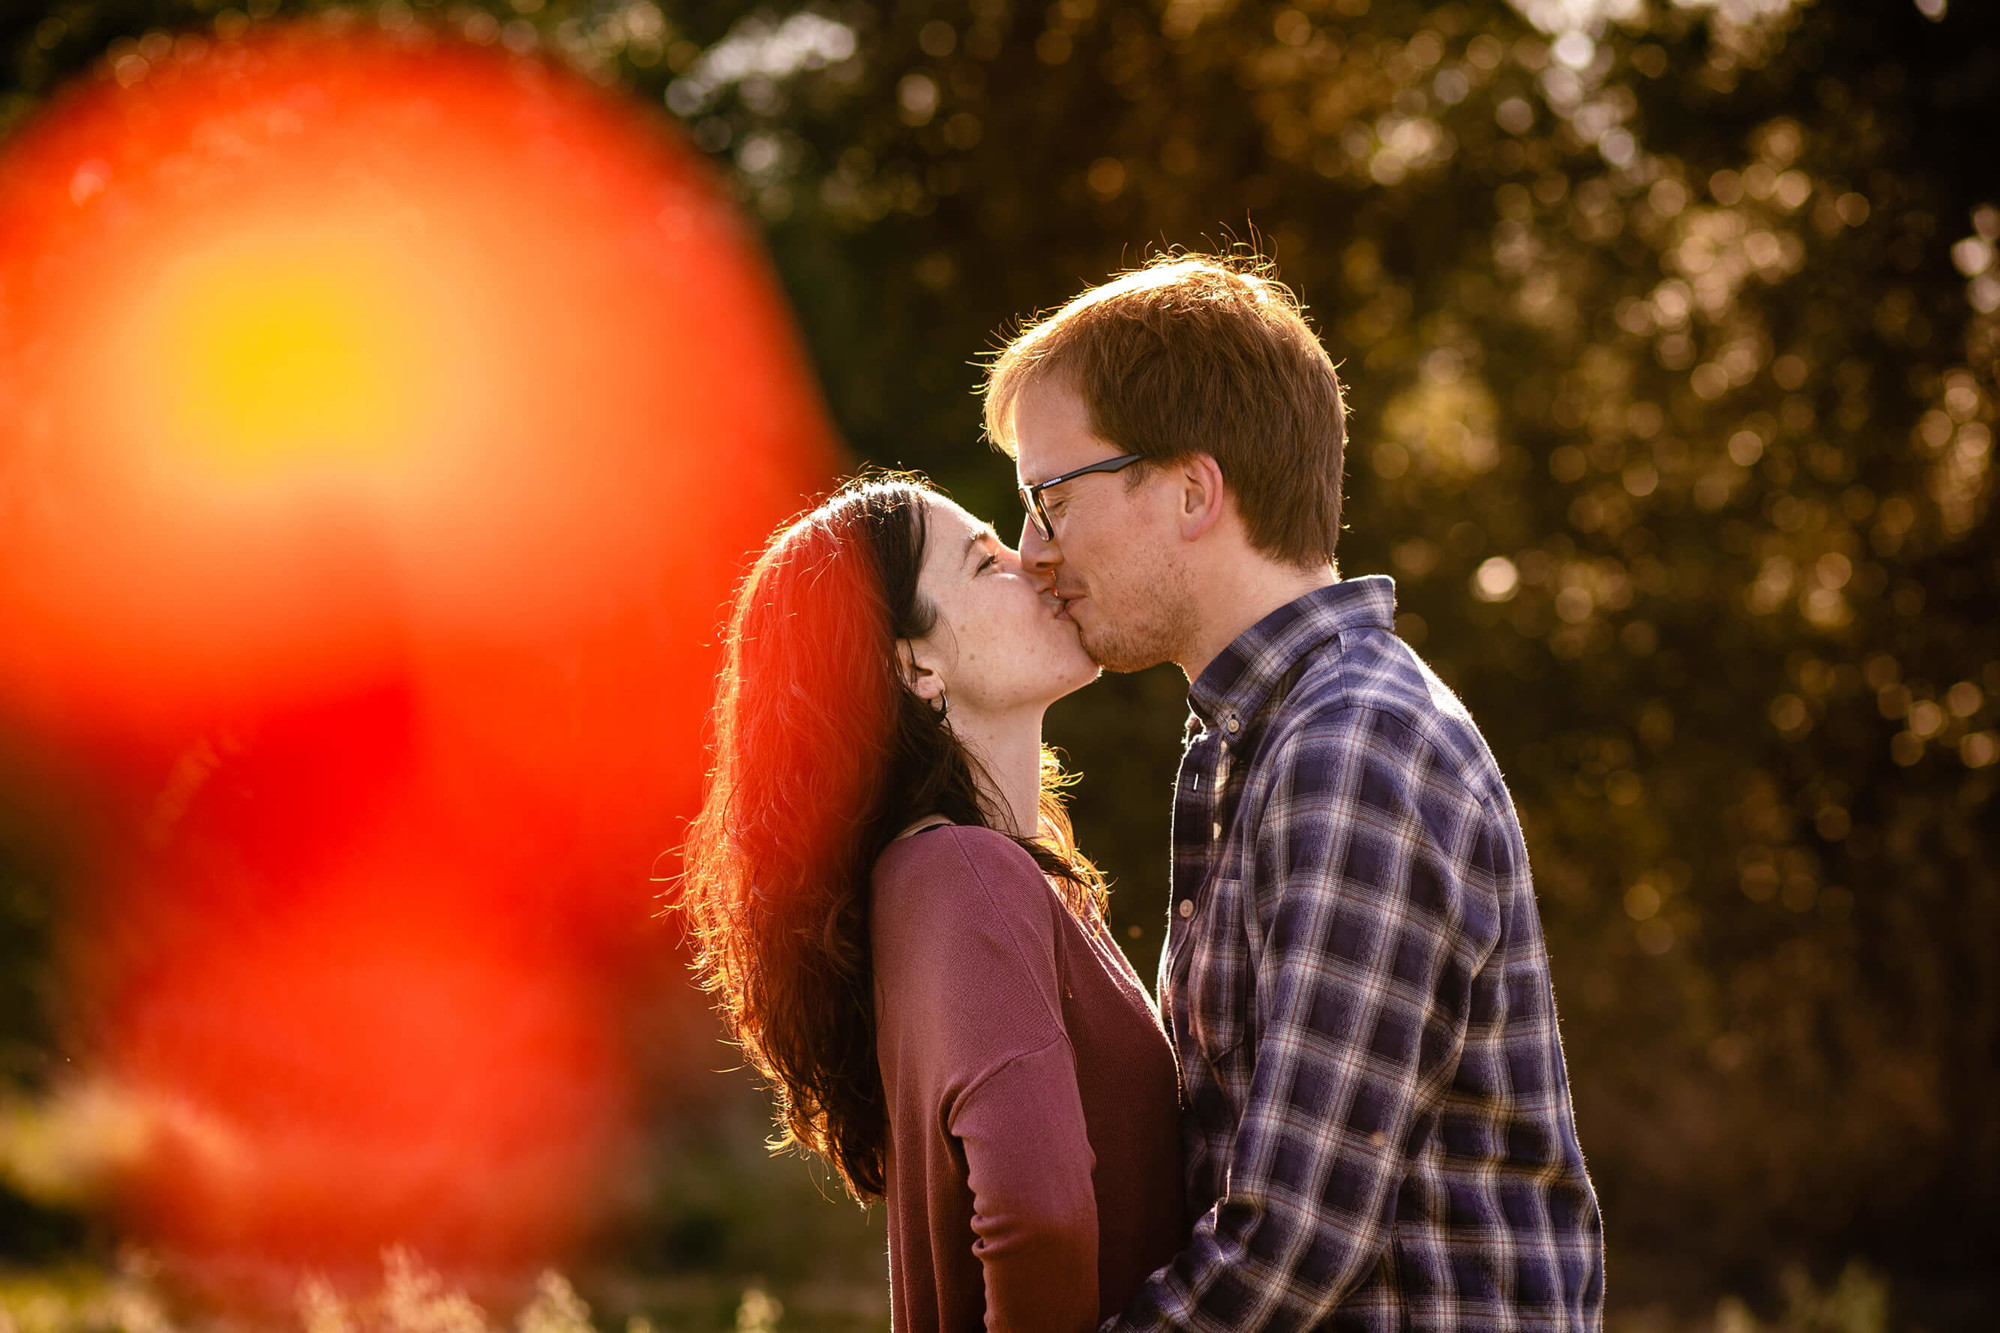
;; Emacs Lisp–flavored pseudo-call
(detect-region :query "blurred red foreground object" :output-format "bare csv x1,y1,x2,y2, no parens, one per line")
0,20,837,1273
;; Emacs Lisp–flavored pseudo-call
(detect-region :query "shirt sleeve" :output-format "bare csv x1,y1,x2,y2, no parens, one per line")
878,829,1101,1333
1105,713,1504,1332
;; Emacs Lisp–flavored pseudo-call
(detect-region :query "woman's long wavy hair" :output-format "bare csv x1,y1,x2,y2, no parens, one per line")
676,476,1105,1202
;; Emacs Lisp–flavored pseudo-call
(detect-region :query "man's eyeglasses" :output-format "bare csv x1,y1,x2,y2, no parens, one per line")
1017,452,1144,542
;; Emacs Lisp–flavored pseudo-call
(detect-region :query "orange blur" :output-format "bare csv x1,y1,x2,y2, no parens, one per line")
0,20,838,1271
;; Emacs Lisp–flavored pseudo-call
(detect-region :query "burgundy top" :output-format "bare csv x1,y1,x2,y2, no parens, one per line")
870,825,1185,1333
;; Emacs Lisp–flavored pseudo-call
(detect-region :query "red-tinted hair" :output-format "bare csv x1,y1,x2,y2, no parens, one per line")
676,477,1102,1200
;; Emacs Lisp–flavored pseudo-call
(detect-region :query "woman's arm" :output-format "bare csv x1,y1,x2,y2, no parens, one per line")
876,826,1102,1333
954,1037,1100,1333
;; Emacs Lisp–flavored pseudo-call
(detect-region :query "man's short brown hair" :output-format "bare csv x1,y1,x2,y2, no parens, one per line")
983,254,1347,568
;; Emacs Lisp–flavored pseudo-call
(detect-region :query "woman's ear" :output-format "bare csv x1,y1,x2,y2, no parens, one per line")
895,638,946,705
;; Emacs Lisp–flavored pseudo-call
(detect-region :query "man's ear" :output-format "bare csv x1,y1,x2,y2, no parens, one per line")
1174,453,1230,542
895,637,946,705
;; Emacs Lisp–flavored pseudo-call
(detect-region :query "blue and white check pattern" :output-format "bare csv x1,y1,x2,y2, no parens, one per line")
1107,576,1603,1333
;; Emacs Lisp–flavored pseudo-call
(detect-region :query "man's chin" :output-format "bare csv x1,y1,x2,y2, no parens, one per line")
1078,624,1170,675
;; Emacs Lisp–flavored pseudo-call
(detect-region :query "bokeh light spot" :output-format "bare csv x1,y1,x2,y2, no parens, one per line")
0,20,839,1280
153,235,427,473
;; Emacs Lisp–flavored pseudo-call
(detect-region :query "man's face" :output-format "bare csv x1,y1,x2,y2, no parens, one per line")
1011,378,1191,673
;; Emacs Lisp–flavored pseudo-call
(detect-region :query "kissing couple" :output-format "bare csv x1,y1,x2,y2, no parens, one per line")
680,255,1606,1332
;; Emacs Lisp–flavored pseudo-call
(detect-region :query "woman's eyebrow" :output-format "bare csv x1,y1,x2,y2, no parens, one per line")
963,526,999,564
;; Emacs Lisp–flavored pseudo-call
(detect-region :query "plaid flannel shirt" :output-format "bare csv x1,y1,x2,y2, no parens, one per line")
1107,576,1603,1333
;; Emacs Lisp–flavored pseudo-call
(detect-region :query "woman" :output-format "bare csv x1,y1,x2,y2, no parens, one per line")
678,476,1184,1333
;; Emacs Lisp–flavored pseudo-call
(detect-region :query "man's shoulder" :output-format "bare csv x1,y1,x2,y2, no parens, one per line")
1260,625,1503,799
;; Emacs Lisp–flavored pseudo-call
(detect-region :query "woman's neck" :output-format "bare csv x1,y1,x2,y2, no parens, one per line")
950,708,1045,839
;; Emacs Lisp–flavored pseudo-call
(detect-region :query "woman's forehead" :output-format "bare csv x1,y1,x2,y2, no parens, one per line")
918,496,997,586
923,494,987,545
925,492,975,526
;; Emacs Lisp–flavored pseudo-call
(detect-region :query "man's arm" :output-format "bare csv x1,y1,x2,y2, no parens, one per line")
1106,710,1503,1332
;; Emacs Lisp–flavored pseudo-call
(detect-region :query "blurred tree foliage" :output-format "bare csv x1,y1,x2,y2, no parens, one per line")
3,0,1997,1326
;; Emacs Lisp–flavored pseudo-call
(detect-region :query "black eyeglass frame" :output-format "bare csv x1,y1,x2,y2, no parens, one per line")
1017,452,1145,541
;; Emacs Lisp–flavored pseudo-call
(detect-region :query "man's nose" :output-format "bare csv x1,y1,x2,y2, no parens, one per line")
1018,514,1060,581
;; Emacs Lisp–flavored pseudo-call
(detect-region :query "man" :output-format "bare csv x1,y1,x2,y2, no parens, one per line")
983,255,1604,1332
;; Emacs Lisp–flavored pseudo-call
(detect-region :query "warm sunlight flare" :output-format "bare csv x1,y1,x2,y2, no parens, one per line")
0,18,838,1279
151,233,432,473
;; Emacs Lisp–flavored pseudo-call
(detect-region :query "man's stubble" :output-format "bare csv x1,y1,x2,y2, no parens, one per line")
1078,551,1197,676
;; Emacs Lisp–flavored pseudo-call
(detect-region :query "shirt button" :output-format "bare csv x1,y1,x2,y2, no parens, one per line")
1178,900,1194,919
1226,716,1241,734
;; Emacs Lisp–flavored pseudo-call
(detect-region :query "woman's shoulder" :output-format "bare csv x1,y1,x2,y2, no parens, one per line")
871,826,1073,1066
872,825,1053,926
876,820,1035,868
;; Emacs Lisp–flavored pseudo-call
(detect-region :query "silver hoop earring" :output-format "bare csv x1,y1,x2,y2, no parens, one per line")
931,692,949,717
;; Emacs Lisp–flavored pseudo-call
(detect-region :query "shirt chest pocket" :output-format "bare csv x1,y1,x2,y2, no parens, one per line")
1179,877,1257,1076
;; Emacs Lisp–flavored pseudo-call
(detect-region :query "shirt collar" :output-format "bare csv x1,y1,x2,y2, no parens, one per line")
1188,575,1397,729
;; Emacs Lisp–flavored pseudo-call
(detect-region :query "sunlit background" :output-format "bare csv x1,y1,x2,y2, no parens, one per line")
0,0,1994,1331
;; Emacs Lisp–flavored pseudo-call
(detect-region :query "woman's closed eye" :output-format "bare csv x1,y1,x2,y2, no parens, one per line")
975,552,998,574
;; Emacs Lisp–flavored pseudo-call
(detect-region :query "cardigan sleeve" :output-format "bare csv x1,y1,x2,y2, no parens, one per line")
874,827,1101,1333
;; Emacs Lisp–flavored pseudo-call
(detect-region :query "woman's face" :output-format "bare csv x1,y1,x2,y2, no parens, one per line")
905,495,1099,717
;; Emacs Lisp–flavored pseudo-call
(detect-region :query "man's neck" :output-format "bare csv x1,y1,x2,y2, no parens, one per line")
1176,555,1339,684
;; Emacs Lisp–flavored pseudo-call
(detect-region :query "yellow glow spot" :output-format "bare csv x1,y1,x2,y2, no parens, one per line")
151,235,431,474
